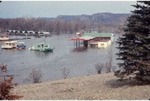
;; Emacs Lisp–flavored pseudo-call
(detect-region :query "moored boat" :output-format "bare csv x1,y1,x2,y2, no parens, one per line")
0,35,10,41
16,42,26,49
29,43,53,52
1,41,17,49
1,41,26,49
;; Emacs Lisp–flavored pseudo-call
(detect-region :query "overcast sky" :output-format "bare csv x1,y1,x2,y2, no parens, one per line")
0,1,136,18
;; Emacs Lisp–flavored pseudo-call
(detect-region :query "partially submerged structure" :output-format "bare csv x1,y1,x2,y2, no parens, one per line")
71,32,114,49
7,30,51,37
0,35,10,41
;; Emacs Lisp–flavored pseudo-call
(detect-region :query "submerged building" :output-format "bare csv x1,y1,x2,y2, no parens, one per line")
71,32,114,48
7,30,51,37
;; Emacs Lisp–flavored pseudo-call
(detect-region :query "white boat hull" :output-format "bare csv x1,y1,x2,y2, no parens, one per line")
1,45,15,49
0,38,10,41
1,41,17,49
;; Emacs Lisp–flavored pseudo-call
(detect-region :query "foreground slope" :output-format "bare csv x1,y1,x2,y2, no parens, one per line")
13,73,150,100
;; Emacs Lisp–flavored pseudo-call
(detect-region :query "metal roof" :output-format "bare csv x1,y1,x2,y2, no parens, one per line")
71,36,94,41
71,32,113,41
83,32,113,37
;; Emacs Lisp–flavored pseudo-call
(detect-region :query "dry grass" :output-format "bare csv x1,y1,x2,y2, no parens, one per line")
13,73,150,100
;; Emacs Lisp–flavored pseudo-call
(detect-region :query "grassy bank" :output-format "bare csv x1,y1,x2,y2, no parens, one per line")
13,73,150,100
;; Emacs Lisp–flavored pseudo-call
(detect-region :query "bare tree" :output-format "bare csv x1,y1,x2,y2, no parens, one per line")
105,62,111,73
95,63,103,74
29,68,42,83
106,44,113,73
61,67,70,79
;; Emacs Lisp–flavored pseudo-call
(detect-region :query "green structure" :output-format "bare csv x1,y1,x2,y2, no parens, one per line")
83,32,113,38
29,43,53,52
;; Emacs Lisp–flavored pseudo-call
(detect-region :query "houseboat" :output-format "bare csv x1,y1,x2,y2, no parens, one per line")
1,41,17,49
0,35,10,41
1,41,26,49
29,43,53,52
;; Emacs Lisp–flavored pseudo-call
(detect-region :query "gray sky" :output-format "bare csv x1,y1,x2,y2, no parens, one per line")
0,1,136,18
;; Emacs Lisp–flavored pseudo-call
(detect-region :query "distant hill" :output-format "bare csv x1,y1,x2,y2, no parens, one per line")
56,13,130,25
0,12,130,34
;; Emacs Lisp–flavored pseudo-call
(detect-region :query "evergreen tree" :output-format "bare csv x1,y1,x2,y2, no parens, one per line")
116,1,150,81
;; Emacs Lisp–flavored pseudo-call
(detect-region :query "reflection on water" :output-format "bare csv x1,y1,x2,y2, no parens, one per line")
0,34,119,84
72,47,88,52
32,51,52,59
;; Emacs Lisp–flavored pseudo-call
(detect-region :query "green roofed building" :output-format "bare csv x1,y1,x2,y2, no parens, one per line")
83,32,114,42
71,32,114,48
83,32,113,37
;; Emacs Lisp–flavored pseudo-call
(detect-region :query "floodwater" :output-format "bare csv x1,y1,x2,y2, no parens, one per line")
0,34,119,84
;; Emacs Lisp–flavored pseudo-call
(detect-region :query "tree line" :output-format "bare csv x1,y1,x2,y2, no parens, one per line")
0,17,125,35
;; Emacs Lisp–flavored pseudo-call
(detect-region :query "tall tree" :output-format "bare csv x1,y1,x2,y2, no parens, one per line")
116,1,150,81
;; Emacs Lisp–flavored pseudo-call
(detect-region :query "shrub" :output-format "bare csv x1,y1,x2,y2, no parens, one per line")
29,68,42,83
0,64,22,100
95,64,103,74
105,62,112,73
61,67,70,79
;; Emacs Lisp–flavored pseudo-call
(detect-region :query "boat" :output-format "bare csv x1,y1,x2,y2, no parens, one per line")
16,42,26,49
0,35,10,41
29,43,53,52
1,41,26,49
1,41,17,49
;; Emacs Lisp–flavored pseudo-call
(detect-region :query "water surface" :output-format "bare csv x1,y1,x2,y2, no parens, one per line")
0,34,119,84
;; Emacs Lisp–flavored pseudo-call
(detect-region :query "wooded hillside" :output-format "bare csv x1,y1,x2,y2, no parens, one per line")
0,13,130,35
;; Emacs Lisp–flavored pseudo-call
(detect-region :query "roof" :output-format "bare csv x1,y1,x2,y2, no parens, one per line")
71,32,113,41
83,32,113,37
80,36,94,40
5,41,17,43
71,36,94,41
